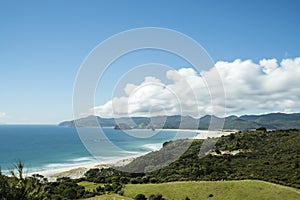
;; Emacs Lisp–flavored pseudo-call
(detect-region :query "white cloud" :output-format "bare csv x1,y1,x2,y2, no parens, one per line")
215,57,300,114
259,58,278,74
93,57,300,117
94,69,208,118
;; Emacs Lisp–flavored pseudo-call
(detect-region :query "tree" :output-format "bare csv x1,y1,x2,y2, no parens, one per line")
229,133,235,140
150,177,157,183
215,149,222,154
256,127,267,132
120,176,129,184
62,188,77,199
1,161,49,200
149,194,165,200
0,170,10,199
135,193,147,200
130,178,138,184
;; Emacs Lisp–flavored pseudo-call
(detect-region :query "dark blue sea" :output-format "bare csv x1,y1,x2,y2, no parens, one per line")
0,125,197,174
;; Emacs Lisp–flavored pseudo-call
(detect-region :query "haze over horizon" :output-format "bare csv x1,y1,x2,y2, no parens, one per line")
1,0,300,124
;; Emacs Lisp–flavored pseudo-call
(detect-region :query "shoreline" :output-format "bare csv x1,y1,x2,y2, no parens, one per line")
157,128,236,139
28,129,237,181
29,154,146,181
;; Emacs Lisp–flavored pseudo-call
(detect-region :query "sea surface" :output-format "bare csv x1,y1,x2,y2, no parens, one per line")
0,125,197,174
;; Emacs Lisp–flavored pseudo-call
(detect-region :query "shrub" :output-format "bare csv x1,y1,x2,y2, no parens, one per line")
135,193,147,200
149,194,165,200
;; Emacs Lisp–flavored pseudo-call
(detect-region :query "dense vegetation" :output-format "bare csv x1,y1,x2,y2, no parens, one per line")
0,163,124,199
0,162,49,200
147,129,300,188
86,129,300,189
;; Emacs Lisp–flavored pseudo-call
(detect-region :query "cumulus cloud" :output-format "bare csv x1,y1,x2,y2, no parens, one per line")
93,57,300,117
93,68,210,118
215,57,300,114
260,58,278,74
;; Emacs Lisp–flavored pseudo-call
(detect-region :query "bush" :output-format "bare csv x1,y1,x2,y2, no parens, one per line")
135,193,147,200
62,188,77,199
120,176,129,184
130,178,139,184
256,127,267,132
0,161,49,200
149,194,165,200
150,177,157,183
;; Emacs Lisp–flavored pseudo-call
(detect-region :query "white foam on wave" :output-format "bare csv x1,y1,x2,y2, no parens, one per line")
142,143,162,151
69,157,96,162
38,156,98,172
45,163,84,169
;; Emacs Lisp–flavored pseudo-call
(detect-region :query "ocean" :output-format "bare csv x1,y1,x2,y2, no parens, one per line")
0,125,197,174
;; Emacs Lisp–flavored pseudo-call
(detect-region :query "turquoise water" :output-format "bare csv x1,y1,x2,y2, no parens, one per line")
0,125,197,174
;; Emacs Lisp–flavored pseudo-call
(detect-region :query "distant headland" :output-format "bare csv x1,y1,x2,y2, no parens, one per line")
59,112,300,130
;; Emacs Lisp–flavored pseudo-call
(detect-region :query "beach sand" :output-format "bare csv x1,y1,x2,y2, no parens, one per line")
159,128,236,139
29,155,142,181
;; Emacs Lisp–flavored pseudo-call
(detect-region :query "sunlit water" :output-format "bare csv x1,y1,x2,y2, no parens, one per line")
0,125,197,174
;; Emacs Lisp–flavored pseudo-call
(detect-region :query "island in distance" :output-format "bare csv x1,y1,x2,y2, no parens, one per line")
114,123,132,130
59,112,300,130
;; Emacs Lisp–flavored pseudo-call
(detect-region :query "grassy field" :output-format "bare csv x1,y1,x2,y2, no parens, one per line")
123,180,300,200
78,181,103,192
86,194,133,200
85,180,300,200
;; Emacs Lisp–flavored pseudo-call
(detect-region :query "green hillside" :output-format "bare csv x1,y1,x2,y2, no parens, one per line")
85,180,300,200
117,129,300,188
124,180,300,200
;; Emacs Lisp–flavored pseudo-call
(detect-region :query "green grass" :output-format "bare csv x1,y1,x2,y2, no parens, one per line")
85,180,300,200
123,180,300,200
85,194,133,200
78,181,103,192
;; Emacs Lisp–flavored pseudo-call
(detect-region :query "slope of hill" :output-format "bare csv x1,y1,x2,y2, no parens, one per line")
240,113,300,129
85,180,300,200
123,180,300,200
111,129,300,188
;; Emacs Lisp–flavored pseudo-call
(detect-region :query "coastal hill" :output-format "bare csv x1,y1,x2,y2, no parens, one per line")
85,129,300,188
59,112,300,130
81,129,299,199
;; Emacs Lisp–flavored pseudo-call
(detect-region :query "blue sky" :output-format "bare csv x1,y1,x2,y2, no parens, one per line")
0,0,300,124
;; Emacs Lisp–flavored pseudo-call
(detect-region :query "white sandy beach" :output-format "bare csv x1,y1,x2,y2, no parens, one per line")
29,155,143,181
29,129,237,181
159,128,236,139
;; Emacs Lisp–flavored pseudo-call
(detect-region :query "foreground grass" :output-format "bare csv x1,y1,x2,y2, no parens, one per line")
123,180,300,200
85,180,299,200
86,194,133,200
